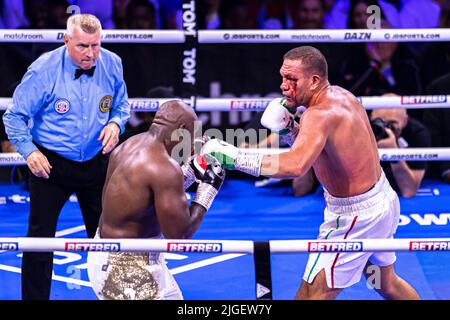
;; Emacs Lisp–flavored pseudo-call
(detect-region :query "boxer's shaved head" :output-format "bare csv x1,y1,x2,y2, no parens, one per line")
150,100,198,153
283,46,328,79
152,100,197,134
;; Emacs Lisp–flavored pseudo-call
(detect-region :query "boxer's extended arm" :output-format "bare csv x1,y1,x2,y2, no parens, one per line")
201,108,330,179
260,109,330,178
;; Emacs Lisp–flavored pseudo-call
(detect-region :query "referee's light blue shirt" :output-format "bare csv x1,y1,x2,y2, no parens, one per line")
3,45,130,162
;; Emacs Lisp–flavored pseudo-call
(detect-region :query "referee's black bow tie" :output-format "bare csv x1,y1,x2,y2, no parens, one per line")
74,66,96,79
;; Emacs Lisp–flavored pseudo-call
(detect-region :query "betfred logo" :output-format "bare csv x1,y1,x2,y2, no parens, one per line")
230,100,267,110
65,242,120,252
130,100,159,111
0,242,18,250
167,242,223,252
409,241,450,251
401,95,447,105
308,241,363,252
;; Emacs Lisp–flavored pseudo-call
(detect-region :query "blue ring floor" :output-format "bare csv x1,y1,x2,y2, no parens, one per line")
0,177,449,300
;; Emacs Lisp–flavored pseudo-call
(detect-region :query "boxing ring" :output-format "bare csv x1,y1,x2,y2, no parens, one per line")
1,15,450,300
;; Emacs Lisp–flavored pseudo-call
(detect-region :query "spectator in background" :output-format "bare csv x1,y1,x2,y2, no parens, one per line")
120,86,176,143
69,0,115,29
398,0,440,28
2,0,71,96
125,0,157,29
25,0,70,60
287,0,345,81
420,0,450,89
347,0,381,29
422,73,450,184
292,0,325,29
370,94,431,198
47,0,70,29
113,0,130,28
258,0,292,29
114,0,164,29
0,0,29,29
113,0,179,98
159,0,182,29
197,0,222,29
338,19,421,116
325,0,400,28
22,0,49,28
220,0,258,29
340,1,382,58
0,1,3,28
323,0,347,28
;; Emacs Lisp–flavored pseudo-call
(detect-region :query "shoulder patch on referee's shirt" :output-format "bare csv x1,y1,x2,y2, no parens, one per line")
54,99,70,114
99,95,113,113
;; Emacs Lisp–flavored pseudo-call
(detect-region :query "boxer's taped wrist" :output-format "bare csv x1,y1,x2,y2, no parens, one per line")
235,152,263,177
193,183,218,211
181,162,196,190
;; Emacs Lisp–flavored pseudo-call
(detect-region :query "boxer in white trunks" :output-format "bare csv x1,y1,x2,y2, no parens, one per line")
200,46,420,300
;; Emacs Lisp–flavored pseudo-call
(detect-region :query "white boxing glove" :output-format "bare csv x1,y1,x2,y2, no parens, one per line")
261,98,299,146
261,98,294,133
200,138,263,177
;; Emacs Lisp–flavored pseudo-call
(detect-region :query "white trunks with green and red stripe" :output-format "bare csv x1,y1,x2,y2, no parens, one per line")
303,170,399,289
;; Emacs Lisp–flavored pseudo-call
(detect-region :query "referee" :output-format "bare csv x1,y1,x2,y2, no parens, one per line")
3,14,130,300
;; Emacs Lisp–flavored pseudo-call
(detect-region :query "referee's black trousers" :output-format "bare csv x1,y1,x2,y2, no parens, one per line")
21,145,108,300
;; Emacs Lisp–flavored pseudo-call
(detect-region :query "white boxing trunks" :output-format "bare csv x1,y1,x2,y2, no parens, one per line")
303,170,400,289
87,229,183,300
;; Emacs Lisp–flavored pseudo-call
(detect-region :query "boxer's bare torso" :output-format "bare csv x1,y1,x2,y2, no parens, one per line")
263,85,381,197
306,85,381,197
99,133,179,238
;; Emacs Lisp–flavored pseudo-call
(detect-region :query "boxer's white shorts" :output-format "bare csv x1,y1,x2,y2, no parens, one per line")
303,171,400,289
87,229,182,300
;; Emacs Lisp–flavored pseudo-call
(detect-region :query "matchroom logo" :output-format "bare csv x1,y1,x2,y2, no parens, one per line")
409,241,450,251
308,241,363,252
167,242,223,252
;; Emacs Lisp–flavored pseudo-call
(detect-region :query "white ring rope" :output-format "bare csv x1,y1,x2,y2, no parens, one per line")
1,29,449,43
0,29,185,43
199,28,450,43
245,148,450,162
0,237,449,253
0,148,449,166
1,96,449,111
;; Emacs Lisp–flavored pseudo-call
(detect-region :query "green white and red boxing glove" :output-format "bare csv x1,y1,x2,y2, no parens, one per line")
200,138,263,177
192,135,211,156
260,97,299,146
